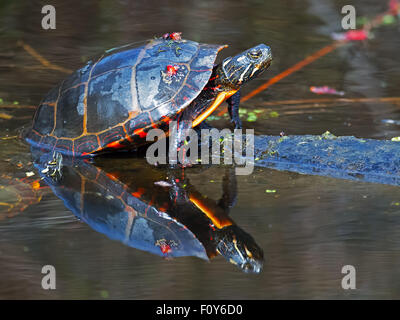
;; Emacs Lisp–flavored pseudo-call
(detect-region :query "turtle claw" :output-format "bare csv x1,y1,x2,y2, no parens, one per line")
168,159,195,169
179,161,195,168
226,91,242,130
41,152,63,182
231,117,242,130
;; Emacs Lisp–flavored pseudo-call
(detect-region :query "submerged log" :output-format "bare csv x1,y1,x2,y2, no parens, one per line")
253,132,400,186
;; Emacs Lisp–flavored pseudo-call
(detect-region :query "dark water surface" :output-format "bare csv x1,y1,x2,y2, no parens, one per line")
1,0,400,299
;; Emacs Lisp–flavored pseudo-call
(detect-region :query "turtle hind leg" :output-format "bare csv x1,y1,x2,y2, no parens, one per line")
226,90,242,129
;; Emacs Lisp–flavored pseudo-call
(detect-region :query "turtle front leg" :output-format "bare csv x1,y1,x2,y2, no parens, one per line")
217,167,237,214
40,151,64,183
226,90,242,129
167,168,189,205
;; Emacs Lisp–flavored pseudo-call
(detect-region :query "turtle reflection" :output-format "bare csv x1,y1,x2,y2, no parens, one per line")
34,152,263,273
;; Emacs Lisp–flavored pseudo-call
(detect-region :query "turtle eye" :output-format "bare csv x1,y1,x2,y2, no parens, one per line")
247,49,262,60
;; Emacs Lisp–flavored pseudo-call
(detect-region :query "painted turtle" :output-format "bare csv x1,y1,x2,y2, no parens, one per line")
33,153,263,273
25,33,272,157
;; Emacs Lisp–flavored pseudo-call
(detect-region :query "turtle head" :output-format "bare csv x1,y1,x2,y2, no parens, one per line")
216,44,272,89
216,225,264,273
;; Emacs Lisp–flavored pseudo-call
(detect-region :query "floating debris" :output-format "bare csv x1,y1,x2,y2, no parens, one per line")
162,32,182,41
389,0,400,16
382,119,400,125
310,86,345,96
0,112,13,120
154,181,173,187
1,135,18,140
32,181,41,190
321,131,337,140
331,29,369,41
246,112,258,122
206,115,221,121
382,14,397,25
356,16,370,27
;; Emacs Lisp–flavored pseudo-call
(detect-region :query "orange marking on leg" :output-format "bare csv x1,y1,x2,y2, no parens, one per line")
192,90,237,127
218,45,228,52
189,195,233,229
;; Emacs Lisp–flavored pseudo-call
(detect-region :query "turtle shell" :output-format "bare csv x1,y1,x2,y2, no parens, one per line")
36,157,208,259
25,38,226,156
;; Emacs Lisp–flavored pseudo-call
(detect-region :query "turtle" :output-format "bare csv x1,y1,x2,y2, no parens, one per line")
25,33,272,160
32,152,263,273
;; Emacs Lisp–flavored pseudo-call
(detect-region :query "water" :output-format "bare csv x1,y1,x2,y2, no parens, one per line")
1,0,400,299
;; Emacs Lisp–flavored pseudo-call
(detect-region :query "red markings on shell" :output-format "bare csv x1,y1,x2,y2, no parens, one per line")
166,65,179,76
162,32,182,41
